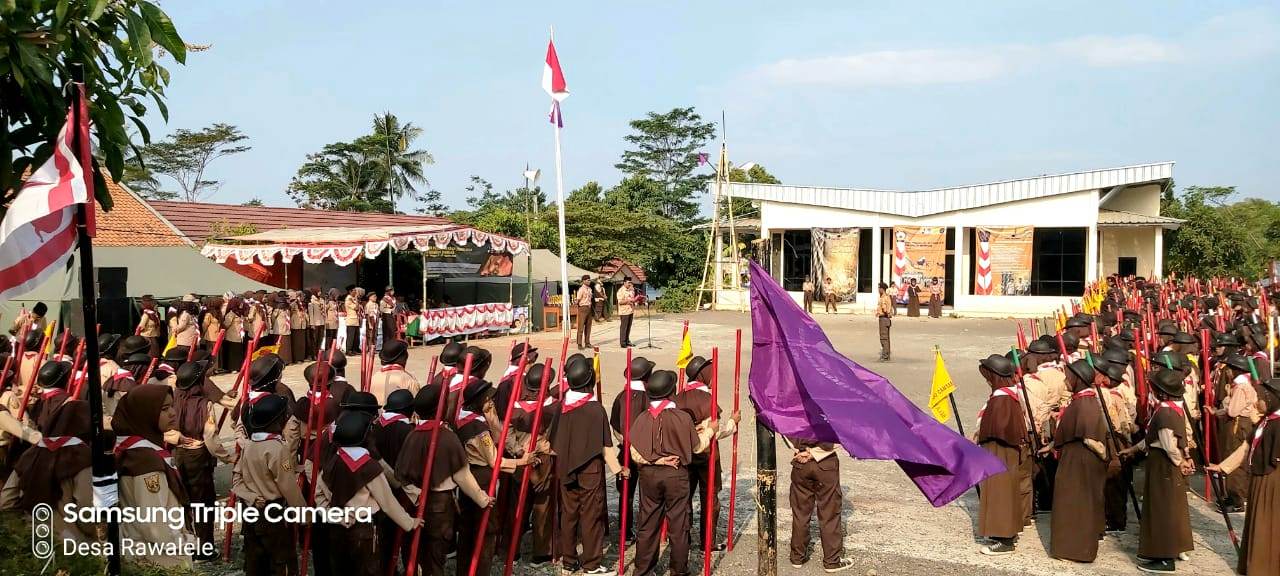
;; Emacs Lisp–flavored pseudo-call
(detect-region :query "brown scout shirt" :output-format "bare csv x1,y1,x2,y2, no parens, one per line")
232,432,307,507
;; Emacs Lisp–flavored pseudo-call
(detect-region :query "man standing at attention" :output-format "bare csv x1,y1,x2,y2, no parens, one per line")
877,283,894,362
802,278,815,314
616,280,637,348
823,277,837,314
575,276,595,350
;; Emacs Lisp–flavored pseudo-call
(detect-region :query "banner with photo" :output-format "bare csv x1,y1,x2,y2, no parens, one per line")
974,226,1033,295
812,228,859,301
891,226,947,303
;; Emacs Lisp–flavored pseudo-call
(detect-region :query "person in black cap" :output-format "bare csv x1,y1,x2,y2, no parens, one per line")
629,369,711,576
610,355,654,544
317,411,421,576
1114,369,1193,573
678,354,741,552
500,362,558,563
1156,322,1178,352
232,393,305,576
1215,353,1259,512
1096,361,1136,536
495,342,538,414
551,355,624,574
172,361,233,560
1209,376,1280,576
975,354,1027,556
1050,359,1108,563
9,301,48,338
1060,332,1084,363
372,388,414,570
237,355,301,456
368,338,418,406
429,341,467,403
1065,315,1094,349
394,384,492,576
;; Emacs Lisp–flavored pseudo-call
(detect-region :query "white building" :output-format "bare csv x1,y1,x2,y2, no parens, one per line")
715,162,1181,316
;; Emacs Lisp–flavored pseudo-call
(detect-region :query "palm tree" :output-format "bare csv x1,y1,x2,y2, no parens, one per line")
287,142,385,211
365,112,433,213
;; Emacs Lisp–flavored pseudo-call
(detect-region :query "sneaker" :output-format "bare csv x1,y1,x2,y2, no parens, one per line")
823,558,856,572
583,566,611,575
1177,552,1190,561
981,541,1016,556
790,557,808,568
1137,559,1175,573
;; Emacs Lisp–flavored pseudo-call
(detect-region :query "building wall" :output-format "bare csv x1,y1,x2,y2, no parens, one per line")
1103,183,1162,215
1099,227,1158,278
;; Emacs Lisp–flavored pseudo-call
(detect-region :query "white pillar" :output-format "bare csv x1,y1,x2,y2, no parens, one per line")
870,225,883,294
953,227,965,310
1086,224,1099,289
1153,226,1164,279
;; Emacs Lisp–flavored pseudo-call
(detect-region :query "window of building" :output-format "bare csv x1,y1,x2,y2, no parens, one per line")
1117,257,1137,277
781,229,812,291
1030,228,1086,296
858,228,872,293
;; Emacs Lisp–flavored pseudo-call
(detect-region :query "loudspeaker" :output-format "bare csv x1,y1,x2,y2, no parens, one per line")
98,267,128,299
96,297,134,337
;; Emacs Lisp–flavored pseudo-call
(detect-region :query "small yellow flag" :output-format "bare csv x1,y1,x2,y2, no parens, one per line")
43,321,56,353
929,349,957,424
162,335,177,356
675,326,693,369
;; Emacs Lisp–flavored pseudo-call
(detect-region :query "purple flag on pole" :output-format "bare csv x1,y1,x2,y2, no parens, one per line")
747,261,1004,506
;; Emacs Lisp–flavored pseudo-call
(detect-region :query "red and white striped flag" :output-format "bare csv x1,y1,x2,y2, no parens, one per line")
542,38,569,127
0,98,92,300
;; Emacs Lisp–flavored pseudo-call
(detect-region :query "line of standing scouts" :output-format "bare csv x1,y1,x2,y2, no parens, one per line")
973,275,1278,575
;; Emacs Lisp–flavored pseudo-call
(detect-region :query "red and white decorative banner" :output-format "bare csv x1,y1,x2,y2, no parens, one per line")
973,226,1034,296
201,226,528,267
410,303,514,341
891,226,947,303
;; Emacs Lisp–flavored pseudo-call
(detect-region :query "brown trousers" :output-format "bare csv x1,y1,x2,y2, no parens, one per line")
789,455,844,568
505,461,556,559
803,291,814,313
878,317,892,360
174,446,216,548
457,465,498,576
823,293,836,313
242,499,297,576
412,490,456,576
327,522,378,576
307,324,324,360
616,461,641,539
559,458,606,571
575,305,594,348
688,453,721,549
635,465,692,576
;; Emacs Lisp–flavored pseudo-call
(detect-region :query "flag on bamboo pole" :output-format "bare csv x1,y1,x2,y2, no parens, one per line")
928,350,957,424
675,328,693,369
542,37,569,127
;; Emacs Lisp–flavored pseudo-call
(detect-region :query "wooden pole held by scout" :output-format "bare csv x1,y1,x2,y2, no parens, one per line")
756,416,778,576
466,341,528,576
505,359,554,576
616,348,633,576
727,329,742,552
221,323,265,561
704,348,719,575
297,342,335,576
1092,376,1141,520
15,335,50,422
401,354,459,576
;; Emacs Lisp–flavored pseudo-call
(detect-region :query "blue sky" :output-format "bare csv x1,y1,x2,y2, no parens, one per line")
151,1,1279,210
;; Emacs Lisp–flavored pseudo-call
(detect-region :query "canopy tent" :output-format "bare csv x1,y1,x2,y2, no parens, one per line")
200,224,529,266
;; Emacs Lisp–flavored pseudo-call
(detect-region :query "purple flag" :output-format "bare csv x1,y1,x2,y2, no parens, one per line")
747,261,1004,506
540,281,550,305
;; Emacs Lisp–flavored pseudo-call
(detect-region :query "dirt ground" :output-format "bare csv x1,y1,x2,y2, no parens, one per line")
199,309,1240,575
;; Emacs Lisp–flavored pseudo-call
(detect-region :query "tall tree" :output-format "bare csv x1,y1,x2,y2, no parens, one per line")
1162,185,1258,277
362,112,433,212
414,188,449,216
721,163,780,216
119,148,173,200
287,141,385,211
615,107,717,221
566,181,603,204
2,0,187,212
142,123,250,201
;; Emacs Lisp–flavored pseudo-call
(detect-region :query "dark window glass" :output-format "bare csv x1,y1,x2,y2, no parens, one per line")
1030,228,1086,296
781,229,813,291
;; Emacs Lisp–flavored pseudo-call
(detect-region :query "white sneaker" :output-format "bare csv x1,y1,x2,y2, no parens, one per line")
824,558,856,572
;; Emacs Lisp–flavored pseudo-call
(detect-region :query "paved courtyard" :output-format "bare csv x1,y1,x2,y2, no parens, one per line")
208,310,1239,575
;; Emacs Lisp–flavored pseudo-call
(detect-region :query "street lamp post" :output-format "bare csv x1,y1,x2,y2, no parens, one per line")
524,166,541,333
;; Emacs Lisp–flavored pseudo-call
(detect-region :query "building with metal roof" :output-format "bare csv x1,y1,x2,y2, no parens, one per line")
712,162,1180,316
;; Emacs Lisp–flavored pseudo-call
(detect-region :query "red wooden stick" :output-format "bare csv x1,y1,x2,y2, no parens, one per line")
15,336,50,422
209,329,227,359
617,348,633,574
703,347,719,575
219,325,266,561
504,358,555,573
1200,328,1214,501
406,353,475,576
0,324,29,396
298,341,336,576
56,327,70,358
387,354,439,576
68,339,87,399
727,329,742,552
467,341,529,576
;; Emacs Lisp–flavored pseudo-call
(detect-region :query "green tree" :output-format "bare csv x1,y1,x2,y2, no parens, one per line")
141,123,250,201
287,141,384,211
2,0,187,212
721,162,780,216
119,147,172,200
615,107,717,221
414,188,449,216
566,180,603,204
241,197,264,207
362,112,433,211
1162,186,1256,277
603,174,663,214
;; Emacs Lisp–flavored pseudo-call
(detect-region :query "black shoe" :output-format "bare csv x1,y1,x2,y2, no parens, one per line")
980,541,1015,556
823,558,856,572
530,555,553,565
194,550,220,562
1137,559,1175,573
790,557,809,569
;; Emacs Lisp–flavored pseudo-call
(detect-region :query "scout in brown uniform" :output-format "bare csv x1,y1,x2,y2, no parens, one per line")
611,356,653,544
223,298,247,372
371,388,417,570
1049,360,1108,563
317,411,422,576
369,339,420,406
1124,369,1194,574
324,289,340,349
291,293,309,366
1209,377,1280,576
380,287,397,343
551,356,624,574
233,394,307,576
1217,353,1260,512
503,362,558,563
575,276,595,350
271,295,293,365
308,289,326,360
344,288,362,354
975,354,1029,556
201,297,225,372
364,293,380,351
112,384,196,567
1097,361,1136,535
495,343,537,416
876,283,893,361
137,296,163,357
787,436,852,572
8,301,48,338
173,299,199,359
629,369,704,576
492,342,536,556
679,355,740,551
395,385,493,576
172,361,234,560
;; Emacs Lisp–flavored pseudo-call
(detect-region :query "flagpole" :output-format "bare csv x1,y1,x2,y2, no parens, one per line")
70,67,121,576
553,110,569,337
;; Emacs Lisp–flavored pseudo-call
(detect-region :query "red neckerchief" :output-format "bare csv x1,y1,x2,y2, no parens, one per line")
647,399,675,418
561,391,594,414
39,436,83,450
516,397,556,412
456,409,484,427
976,386,1019,419
501,364,521,381
337,446,372,472
40,388,66,401
415,420,443,431
1072,389,1097,400
250,432,282,442
380,364,404,373
248,390,269,405
1158,400,1185,417
1251,410,1280,459
377,413,408,426
114,435,174,467
682,381,709,394
448,372,467,392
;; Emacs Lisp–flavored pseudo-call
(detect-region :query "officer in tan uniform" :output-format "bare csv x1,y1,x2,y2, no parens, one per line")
233,394,306,576
308,289,327,360
368,339,419,406
876,283,894,361
344,288,362,354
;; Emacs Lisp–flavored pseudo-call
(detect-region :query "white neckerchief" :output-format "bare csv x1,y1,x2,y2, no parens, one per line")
628,380,646,391
502,364,520,380
250,432,282,442
564,390,594,405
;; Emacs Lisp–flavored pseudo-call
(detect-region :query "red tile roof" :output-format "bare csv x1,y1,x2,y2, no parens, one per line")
598,258,647,283
148,201,451,243
11,171,189,247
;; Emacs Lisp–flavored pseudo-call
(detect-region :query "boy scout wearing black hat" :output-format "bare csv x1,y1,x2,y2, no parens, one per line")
629,369,713,576
1216,353,1260,511
369,338,418,406
1209,377,1280,576
974,354,1027,558
233,393,306,576
172,360,233,560
1050,359,1109,563
551,355,624,574
678,354,740,552
1096,361,1136,535
373,388,415,570
317,411,421,576
611,355,654,543
501,362,558,563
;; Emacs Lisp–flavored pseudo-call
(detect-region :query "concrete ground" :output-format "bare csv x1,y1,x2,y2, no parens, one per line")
202,310,1239,576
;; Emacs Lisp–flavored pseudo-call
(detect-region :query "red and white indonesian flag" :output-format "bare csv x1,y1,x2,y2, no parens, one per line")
542,38,568,127
0,103,92,300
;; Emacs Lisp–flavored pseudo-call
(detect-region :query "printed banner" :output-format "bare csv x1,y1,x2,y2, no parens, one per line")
974,226,1033,296
416,303,514,341
812,228,859,302
892,226,946,303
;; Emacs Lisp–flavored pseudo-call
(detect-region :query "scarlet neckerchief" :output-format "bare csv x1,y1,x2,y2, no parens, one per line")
561,390,594,414
102,360,132,382
247,390,270,405
682,380,709,394
114,435,174,467
40,388,66,401
377,412,408,426
1072,388,1097,400
37,436,84,450
647,399,676,418
380,364,404,373
337,446,372,472
154,363,175,376
1155,400,1185,418
250,432,282,442
1252,409,1280,460
976,386,1020,419
515,397,556,412
414,420,443,432
448,372,467,392
456,409,485,427
501,364,521,381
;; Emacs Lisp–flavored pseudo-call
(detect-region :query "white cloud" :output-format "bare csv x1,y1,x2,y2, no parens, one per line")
752,48,1016,88
1052,35,1182,66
